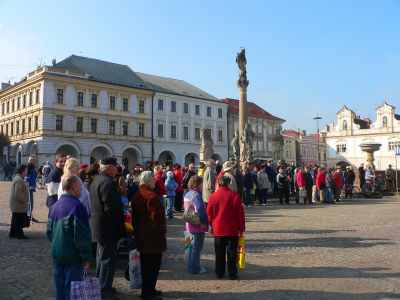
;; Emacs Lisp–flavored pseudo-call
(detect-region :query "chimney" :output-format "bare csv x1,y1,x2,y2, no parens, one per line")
52,58,57,66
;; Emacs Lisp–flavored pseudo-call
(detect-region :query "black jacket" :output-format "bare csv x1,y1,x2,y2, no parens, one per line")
90,174,125,244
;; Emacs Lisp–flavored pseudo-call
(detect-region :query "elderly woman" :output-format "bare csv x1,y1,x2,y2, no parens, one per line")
58,157,91,216
184,175,208,274
132,171,166,300
9,164,29,239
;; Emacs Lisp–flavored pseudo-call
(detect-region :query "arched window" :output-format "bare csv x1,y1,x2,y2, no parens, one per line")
383,116,388,128
342,120,348,130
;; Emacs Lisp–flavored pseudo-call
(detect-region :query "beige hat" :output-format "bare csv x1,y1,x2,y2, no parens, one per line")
223,161,236,172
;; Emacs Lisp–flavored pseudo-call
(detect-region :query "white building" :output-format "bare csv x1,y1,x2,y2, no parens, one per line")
324,103,400,170
0,55,154,167
137,73,228,165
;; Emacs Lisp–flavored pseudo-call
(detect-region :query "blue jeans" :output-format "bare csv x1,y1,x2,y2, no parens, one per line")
186,232,205,274
166,196,175,218
53,262,83,300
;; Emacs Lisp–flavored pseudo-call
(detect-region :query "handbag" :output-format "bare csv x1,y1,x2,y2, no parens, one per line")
182,205,200,225
128,249,142,289
70,272,101,300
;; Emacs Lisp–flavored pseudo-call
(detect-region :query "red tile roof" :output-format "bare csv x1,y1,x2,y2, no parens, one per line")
223,98,285,122
282,129,302,138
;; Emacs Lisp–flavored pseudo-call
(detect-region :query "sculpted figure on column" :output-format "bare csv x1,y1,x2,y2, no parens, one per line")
231,130,240,161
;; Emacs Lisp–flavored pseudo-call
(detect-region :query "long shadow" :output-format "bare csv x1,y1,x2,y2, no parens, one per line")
246,229,356,235
245,237,393,252
159,258,400,281
164,289,400,300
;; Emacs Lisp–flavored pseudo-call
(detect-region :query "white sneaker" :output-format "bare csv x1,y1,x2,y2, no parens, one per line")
199,267,207,274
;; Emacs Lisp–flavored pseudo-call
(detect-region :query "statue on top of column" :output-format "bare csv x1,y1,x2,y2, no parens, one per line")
236,48,249,88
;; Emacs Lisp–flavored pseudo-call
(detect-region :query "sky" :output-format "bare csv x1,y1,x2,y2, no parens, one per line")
1,0,400,132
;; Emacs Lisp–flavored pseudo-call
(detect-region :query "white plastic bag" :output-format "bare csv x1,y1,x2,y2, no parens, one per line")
129,249,142,289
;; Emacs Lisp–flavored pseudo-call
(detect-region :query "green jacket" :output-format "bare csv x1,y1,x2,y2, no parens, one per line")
47,193,92,264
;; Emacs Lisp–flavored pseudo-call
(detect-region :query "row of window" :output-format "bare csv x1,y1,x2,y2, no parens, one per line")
1,89,40,115
55,115,146,137
157,99,223,118
56,89,146,113
342,116,390,131
337,142,400,154
0,116,39,136
156,123,224,142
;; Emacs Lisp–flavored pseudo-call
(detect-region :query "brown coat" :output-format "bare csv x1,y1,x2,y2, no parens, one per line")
132,185,166,254
9,174,28,213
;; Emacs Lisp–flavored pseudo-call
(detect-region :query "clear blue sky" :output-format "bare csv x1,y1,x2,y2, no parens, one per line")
1,0,399,131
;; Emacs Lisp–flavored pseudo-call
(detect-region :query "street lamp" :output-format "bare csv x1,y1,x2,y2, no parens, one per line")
313,115,322,165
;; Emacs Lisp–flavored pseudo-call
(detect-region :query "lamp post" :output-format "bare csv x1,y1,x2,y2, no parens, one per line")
313,115,322,165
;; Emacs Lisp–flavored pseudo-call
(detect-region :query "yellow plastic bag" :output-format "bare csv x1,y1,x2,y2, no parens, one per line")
237,236,246,269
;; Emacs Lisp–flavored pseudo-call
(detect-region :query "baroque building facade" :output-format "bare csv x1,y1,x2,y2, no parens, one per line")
224,98,285,161
0,55,153,167
137,72,228,165
0,55,231,167
324,103,400,170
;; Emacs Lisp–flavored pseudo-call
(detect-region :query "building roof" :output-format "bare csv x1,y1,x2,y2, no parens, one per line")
136,72,218,101
223,98,285,122
354,118,371,129
55,55,148,89
281,129,302,138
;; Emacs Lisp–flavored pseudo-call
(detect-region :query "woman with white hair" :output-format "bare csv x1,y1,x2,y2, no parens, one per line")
57,157,91,216
132,171,166,300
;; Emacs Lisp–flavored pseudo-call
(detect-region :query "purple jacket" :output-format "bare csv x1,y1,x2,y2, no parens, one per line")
183,189,208,233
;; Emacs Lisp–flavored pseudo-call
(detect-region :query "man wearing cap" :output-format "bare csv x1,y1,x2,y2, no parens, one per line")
216,161,238,193
90,157,125,298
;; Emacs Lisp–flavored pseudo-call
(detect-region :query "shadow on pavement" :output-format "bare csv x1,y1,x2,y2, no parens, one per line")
163,289,400,300
245,237,393,252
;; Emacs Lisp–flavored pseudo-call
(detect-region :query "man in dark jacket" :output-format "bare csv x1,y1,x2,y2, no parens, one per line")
304,166,314,204
358,164,365,192
182,163,196,190
90,157,125,298
242,167,254,207
46,153,66,209
277,168,290,204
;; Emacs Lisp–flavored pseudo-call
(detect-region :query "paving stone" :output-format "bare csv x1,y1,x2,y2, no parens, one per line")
1,182,400,299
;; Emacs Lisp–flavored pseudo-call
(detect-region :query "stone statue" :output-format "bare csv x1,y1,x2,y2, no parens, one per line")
236,48,249,88
240,124,255,162
230,130,240,160
200,128,214,162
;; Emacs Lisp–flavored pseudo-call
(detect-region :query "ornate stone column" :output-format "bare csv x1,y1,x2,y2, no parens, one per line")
236,48,250,170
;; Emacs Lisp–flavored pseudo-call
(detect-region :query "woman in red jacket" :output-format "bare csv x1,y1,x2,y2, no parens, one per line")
332,168,344,202
207,175,245,280
316,167,327,203
173,164,184,211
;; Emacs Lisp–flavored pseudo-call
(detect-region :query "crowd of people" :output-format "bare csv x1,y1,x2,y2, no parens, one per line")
7,153,397,300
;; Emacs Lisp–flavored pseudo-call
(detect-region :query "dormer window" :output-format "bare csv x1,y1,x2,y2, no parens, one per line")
383,116,388,128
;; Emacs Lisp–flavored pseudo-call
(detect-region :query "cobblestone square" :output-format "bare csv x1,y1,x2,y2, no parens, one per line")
1,182,400,300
